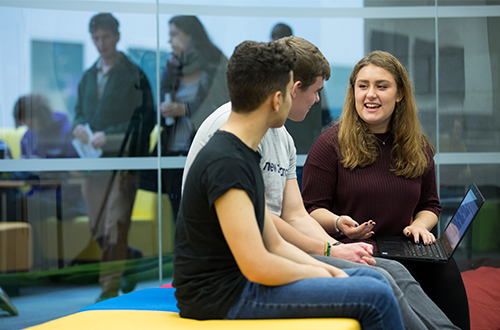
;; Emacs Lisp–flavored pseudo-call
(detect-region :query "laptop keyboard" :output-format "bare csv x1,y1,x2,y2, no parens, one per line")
403,240,447,259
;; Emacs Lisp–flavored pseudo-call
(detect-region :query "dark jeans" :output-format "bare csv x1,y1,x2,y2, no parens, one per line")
225,268,405,330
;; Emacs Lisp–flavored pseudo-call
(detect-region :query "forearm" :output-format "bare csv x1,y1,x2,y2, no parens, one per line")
289,212,340,243
271,212,328,255
411,210,438,231
246,250,330,286
309,208,339,233
269,236,334,269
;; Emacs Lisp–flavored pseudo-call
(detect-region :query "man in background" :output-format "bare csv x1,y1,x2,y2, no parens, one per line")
72,13,154,302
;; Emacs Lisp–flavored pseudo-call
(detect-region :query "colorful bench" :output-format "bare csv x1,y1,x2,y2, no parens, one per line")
24,288,361,330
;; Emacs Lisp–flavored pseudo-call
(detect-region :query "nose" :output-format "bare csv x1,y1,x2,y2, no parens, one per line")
95,38,103,49
367,86,377,99
315,92,320,103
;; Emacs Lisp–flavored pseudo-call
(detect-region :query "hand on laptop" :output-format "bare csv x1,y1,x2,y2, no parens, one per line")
404,224,436,245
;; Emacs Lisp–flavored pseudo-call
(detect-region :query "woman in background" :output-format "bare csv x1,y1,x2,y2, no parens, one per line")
302,50,469,330
160,15,229,155
150,15,230,219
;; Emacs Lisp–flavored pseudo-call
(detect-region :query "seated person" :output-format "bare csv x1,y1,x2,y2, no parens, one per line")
183,37,460,330
13,93,86,221
173,39,404,330
302,50,469,330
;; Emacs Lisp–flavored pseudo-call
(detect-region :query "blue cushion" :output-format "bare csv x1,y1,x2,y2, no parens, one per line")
80,288,179,313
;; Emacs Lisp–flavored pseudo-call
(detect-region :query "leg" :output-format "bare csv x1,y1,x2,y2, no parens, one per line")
82,172,137,300
400,257,470,330
225,268,405,330
313,255,460,330
99,172,138,296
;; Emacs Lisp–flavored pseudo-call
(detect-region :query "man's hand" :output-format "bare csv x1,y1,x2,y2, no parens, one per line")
330,242,376,265
91,131,106,149
160,101,186,118
73,124,89,144
338,215,375,240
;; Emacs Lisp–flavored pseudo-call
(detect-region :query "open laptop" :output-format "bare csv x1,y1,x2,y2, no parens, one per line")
377,183,485,263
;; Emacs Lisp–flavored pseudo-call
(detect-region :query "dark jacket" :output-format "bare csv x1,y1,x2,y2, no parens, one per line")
73,52,154,157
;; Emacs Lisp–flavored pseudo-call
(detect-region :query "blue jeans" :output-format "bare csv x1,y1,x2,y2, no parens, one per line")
225,268,404,330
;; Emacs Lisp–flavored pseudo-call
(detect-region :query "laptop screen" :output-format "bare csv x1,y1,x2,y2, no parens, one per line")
444,187,480,250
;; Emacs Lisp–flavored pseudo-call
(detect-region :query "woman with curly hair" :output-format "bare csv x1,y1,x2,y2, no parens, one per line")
302,50,469,330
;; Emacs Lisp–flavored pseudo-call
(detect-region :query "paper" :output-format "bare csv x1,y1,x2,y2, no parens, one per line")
72,123,103,158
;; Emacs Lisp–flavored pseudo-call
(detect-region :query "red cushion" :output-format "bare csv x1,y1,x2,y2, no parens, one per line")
461,266,500,330
160,282,173,288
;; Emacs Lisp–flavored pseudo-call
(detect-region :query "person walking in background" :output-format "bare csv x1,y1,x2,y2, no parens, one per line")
72,13,155,302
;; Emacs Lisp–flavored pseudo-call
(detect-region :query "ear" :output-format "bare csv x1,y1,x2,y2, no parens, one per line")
114,32,121,45
271,90,283,113
291,81,301,99
396,90,404,103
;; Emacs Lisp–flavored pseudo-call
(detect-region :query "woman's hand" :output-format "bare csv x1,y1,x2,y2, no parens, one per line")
160,101,186,118
338,215,375,240
403,224,436,245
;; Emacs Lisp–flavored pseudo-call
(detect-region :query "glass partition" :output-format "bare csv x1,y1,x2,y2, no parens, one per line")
1,0,499,328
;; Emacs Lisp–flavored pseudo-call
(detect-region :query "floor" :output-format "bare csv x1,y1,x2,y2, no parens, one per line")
0,279,165,330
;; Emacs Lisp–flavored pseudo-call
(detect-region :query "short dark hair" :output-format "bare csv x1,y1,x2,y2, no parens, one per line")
271,23,293,40
227,41,296,113
13,94,53,128
89,13,119,35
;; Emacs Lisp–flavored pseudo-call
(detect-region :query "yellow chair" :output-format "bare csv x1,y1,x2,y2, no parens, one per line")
0,126,27,159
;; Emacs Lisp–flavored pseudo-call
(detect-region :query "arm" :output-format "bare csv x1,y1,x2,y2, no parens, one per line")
279,179,375,265
300,133,377,241
309,208,376,240
215,188,347,286
404,149,441,245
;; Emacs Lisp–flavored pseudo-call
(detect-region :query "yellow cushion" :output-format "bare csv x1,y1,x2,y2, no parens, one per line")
0,126,28,159
23,310,361,330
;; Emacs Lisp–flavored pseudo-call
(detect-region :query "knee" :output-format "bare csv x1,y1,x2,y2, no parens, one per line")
353,267,391,286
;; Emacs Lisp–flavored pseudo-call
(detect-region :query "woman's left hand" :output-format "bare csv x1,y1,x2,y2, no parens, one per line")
160,101,186,118
403,224,436,245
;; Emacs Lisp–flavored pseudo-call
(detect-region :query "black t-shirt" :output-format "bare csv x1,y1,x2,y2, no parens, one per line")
173,130,265,319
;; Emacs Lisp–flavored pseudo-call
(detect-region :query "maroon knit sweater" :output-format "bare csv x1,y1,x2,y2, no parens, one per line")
302,124,441,246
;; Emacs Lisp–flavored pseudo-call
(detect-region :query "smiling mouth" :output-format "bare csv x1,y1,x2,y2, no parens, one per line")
365,103,380,110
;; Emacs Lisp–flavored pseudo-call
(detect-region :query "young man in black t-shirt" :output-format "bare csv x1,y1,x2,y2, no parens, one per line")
173,40,404,330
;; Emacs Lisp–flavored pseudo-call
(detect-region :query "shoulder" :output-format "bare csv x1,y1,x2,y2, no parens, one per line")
81,63,98,80
116,53,145,75
258,126,288,155
315,124,339,147
197,132,259,178
195,102,232,143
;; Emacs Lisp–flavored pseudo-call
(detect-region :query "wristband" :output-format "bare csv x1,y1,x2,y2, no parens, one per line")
324,241,331,257
335,215,345,233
